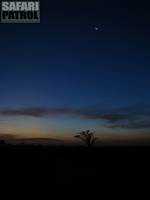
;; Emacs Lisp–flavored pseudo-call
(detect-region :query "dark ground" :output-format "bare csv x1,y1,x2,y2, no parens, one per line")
0,145,150,187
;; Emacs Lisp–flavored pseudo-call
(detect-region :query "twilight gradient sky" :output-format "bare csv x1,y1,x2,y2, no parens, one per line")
0,0,150,144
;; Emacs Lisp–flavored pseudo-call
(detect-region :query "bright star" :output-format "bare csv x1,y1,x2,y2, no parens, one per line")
94,27,99,31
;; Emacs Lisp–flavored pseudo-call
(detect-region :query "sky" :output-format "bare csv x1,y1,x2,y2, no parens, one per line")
0,0,150,145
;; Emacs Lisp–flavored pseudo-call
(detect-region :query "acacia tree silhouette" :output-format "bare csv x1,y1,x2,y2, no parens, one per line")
75,130,97,147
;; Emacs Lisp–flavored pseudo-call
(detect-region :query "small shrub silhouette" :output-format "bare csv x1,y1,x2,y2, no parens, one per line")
0,140,6,145
75,130,97,147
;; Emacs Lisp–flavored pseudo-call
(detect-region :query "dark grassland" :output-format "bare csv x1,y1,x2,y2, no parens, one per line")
0,145,150,186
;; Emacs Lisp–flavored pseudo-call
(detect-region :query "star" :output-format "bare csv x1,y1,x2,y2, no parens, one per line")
94,26,99,31
93,25,104,32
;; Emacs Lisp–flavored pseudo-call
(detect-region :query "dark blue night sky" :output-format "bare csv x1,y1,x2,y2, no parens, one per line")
0,0,150,144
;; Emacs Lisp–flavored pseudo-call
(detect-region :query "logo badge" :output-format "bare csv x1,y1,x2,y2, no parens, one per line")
1,1,40,23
